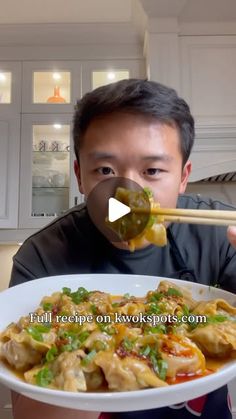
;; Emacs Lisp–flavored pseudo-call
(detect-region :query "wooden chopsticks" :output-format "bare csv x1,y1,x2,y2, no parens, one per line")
131,207,236,226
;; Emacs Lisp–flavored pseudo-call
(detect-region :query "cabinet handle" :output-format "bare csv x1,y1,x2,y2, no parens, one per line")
74,196,78,206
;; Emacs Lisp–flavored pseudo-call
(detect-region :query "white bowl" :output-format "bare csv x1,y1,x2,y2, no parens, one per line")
0,274,236,412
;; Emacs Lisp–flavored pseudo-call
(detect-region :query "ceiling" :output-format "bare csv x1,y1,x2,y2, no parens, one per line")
1,0,236,24
140,0,236,22
0,0,132,24
0,0,236,46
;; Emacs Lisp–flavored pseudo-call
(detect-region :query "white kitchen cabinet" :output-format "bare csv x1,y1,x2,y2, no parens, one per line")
0,62,21,229
18,59,143,230
180,36,236,127
19,114,82,229
0,117,20,228
22,61,82,114
19,61,84,229
0,58,143,236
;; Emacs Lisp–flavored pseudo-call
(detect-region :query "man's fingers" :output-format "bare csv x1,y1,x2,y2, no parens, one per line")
227,226,236,248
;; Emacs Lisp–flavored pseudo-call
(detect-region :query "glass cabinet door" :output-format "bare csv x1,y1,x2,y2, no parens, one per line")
32,124,70,218
33,71,71,104
81,60,145,94
0,62,21,116
22,61,81,113
19,114,76,228
0,72,11,103
92,70,130,89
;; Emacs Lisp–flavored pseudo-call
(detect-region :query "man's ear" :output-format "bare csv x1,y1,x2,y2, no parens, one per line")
179,160,192,194
74,160,84,194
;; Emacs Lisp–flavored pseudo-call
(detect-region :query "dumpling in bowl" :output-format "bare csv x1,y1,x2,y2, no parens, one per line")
156,280,196,310
192,299,236,317
158,334,206,378
95,350,168,391
0,339,43,371
188,321,236,358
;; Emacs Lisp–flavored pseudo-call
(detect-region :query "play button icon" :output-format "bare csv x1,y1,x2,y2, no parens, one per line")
108,197,131,222
86,177,151,243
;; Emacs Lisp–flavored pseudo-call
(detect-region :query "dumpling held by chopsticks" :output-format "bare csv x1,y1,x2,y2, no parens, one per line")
106,187,167,251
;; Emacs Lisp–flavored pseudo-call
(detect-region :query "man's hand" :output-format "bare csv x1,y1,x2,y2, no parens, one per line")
227,226,236,248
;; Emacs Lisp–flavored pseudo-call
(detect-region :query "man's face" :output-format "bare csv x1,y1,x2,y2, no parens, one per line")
74,112,192,211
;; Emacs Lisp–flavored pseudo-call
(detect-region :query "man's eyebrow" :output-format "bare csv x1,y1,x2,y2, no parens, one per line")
141,154,173,162
88,151,117,160
88,152,173,162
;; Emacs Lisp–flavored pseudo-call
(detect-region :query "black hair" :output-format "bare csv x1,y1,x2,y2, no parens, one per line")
73,78,195,165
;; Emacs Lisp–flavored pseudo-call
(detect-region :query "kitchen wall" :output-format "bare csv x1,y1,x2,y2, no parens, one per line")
0,245,19,291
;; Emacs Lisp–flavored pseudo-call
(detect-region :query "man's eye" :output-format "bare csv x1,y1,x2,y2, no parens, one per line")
144,168,161,176
97,167,115,175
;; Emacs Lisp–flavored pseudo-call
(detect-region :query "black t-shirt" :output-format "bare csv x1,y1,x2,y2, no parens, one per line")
9,194,236,418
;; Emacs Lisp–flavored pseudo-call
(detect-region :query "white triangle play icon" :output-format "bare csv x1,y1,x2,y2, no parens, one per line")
108,197,131,222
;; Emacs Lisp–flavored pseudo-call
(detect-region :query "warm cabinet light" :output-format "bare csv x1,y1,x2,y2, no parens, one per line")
107,72,116,80
0,73,6,81
52,72,61,80
54,124,62,129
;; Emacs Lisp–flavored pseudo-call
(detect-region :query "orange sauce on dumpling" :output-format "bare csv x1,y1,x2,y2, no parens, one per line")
167,357,231,385
167,369,213,385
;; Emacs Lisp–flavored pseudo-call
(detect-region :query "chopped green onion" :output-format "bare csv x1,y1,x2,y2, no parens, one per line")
182,304,190,316
149,351,158,370
43,302,53,311
146,215,156,229
35,368,53,387
148,292,163,303
167,288,183,297
146,302,161,315
90,304,98,315
61,343,73,352
122,337,134,352
71,287,89,304
34,324,51,333
156,359,168,381
46,347,58,362
143,187,153,198
58,329,69,339
98,323,116,335
62,286,90,304
27,326,43,342
188,320,199,330
139,345,151,357
78,331,90,343
57,311,69,317
81,349,97,366
62,287,71,296
26,324,51,342
146,325,166,334
59,329,90,352
59,330,78,349
207,314,228,324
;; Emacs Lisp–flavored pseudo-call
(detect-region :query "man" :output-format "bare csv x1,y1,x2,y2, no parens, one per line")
10,79,236,418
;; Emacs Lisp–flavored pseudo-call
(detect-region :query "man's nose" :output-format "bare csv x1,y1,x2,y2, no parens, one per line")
119,170,144,188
